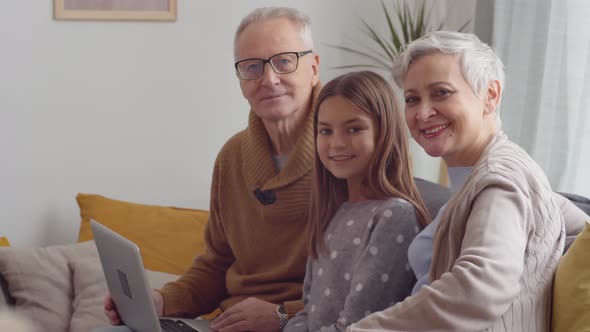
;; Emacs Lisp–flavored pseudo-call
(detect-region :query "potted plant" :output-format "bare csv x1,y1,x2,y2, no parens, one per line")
328,0,470,71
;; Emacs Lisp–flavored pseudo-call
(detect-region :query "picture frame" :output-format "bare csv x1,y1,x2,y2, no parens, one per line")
53,0,177,21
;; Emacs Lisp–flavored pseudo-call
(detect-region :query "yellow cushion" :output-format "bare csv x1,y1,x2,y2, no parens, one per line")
76,193,209,275
0,237,10,247
553,220,590,332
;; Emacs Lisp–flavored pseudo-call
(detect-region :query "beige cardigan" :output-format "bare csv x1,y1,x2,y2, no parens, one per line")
349,131,565,332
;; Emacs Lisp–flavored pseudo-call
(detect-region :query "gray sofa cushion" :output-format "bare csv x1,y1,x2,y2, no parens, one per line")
559,192,590,216
0,271,14,307
414,177,451,222
414,181,590,228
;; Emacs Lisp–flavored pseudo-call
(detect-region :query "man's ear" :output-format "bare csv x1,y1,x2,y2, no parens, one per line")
484,79,501,115
311,53,320,86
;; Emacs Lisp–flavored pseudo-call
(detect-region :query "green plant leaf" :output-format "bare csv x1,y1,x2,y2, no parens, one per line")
381,1,402,56
424,3,435,32
324,44,392,69
361,19,394,61
457,20,471,32
354,39,395,64
398,2,410,44
414,1,426,39
326,0,472,70
330,64,385,70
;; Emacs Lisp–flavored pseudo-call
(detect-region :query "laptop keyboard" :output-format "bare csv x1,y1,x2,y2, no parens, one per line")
160,319,199,332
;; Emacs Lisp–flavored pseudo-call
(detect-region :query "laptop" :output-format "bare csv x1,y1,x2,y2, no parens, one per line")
91,219,212,332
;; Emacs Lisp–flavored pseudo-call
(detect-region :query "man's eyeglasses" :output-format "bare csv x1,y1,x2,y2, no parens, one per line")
234,50,313,80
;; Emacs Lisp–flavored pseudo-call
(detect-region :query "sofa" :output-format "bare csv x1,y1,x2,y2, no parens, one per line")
0,193,210,332
0,179,588,332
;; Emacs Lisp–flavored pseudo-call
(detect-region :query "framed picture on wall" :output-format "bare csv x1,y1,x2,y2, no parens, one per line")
53,0,177,21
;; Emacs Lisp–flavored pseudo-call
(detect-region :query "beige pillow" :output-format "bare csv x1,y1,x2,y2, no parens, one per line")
69,256,179,332
69,258,109,332
0,241,97,332
0,310,35,332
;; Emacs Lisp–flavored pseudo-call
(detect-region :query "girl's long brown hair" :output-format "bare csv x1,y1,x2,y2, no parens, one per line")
309,71,431,258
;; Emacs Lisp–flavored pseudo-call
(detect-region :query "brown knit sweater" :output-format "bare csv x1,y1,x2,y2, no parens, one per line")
159,84,322,318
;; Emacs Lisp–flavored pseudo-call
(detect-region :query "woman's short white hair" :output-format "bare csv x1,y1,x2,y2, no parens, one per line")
234,7,314,60
393,31,505,124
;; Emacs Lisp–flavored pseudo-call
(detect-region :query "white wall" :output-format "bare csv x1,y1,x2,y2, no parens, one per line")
0,1,475,247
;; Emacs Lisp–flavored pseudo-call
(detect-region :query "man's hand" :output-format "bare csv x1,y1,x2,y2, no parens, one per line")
210,297,280,332
152,290,165,316
104,290,164,325
104,294,122,326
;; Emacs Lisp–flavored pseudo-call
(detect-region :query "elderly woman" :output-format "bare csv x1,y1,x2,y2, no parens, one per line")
348,31,587,332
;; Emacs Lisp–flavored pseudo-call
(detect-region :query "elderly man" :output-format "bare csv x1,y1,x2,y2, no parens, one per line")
104,6,320,332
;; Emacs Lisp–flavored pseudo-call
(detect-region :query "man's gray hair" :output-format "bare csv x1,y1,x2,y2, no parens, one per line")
393,31,505,126
234,7,314,60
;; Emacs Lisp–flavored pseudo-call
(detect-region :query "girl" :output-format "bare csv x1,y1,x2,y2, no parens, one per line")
284,71,430,332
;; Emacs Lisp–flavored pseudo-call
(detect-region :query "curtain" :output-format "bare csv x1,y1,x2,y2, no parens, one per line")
492,0,590,197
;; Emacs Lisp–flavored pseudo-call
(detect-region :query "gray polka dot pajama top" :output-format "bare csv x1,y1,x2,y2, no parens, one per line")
284,197,420,332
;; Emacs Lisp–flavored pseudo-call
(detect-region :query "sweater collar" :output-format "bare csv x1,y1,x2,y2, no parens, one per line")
242,83,323,191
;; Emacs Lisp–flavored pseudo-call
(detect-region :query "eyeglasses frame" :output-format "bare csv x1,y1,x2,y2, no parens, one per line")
234,50,314,80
